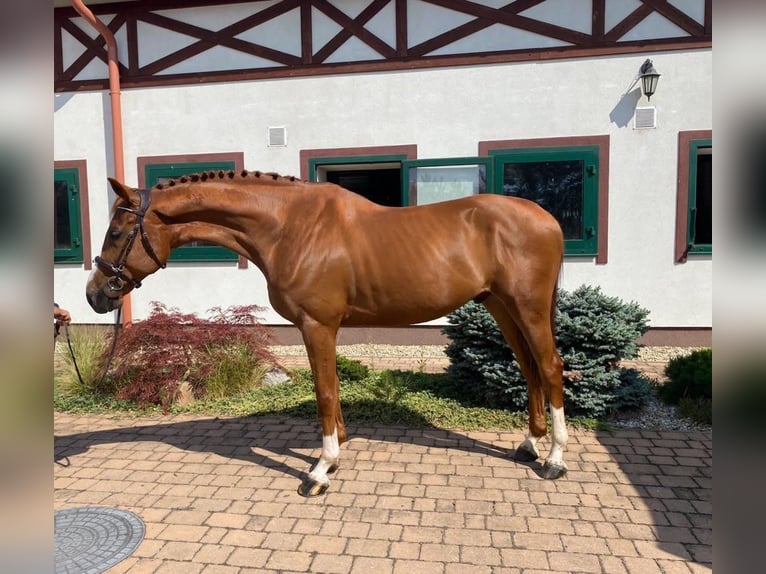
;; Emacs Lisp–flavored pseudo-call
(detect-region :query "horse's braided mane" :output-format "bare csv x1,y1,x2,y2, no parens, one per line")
152,169,301,190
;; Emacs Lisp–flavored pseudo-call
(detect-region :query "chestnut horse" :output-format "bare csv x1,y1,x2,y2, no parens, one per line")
86,170,569,496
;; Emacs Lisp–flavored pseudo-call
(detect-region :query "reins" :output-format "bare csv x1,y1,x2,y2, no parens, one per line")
59,307,123,390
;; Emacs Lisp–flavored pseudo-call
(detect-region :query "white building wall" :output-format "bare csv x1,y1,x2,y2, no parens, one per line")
54,49,712,328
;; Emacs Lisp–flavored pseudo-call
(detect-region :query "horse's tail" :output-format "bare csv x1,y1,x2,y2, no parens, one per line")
550,253,563,338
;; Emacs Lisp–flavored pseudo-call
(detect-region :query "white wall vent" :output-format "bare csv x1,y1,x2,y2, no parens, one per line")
267,126,287,147
634,107,657,129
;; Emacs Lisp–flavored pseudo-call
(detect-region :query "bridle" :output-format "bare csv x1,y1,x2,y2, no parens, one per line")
94,187,166,292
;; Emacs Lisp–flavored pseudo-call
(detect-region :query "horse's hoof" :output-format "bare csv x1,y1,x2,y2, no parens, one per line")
297,478,329,497
514,443,539,462
542,460,568,480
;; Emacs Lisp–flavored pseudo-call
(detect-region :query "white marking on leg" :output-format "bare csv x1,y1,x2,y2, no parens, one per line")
547,405,568,468
308,429,340,485
518,434,540,458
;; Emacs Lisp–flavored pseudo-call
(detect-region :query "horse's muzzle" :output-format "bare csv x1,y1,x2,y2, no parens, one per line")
86,285,124,314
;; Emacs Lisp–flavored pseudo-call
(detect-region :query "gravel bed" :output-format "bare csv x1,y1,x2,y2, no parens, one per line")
633,346,706,362
270,344,705,361
270,344,449,358
605,395,711,432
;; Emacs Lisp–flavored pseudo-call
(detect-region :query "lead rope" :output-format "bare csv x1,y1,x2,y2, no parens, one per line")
62,307,123,390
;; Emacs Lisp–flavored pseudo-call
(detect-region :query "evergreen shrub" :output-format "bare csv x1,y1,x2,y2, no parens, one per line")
659,348,712,404
443,285,652,418
336,355,370,382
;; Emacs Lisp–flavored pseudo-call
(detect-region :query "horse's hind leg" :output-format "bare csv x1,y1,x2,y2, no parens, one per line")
489,291,568,479
483,296,547,463
298,319,343,497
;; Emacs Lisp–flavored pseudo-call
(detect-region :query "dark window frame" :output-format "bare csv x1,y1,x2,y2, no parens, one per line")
675,131,712,262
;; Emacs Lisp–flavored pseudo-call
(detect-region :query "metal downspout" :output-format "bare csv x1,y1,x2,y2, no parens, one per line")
71,0,133,326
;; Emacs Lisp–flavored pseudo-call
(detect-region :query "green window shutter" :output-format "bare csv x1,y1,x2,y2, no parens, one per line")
54,168,84,263
144,161,239,262
491,146,599,257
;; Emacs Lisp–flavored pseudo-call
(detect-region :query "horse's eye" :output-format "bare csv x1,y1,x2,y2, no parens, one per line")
109,229,122,240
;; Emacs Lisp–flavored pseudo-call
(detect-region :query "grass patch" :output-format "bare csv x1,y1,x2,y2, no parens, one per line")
56,325,116,397
55,367,600,431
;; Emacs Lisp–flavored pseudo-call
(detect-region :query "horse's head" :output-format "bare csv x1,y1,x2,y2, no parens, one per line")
86,178,169,313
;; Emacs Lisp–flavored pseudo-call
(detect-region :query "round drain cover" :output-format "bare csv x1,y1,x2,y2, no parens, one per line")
55,507,145,574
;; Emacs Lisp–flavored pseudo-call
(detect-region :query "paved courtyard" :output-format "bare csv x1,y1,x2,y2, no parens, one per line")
54,410,712,574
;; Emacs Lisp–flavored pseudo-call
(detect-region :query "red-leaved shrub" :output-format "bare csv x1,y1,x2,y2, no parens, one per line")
108,302,280,408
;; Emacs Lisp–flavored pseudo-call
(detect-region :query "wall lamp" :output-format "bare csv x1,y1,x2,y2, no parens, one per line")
639,59,661,101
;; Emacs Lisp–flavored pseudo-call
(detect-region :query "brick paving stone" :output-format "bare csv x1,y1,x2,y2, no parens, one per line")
299,534,349,554
154,561,205,574
346,537,391,557
420,543,460,562
395,560,447,574
225,547,271,568
193,545,235,565
548,551,603,573
500,548,549,570
622,556,664,574
350,556,394,574
199,566,239,574
599,556,628,574
310,553,355,574
265,550,314,571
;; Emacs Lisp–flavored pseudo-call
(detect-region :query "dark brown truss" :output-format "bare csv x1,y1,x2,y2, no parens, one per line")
54,0,712,92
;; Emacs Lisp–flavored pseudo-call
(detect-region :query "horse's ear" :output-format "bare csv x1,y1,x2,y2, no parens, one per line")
107,177,136,202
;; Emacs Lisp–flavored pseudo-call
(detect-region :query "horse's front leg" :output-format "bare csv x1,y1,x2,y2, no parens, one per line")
298,320,342,497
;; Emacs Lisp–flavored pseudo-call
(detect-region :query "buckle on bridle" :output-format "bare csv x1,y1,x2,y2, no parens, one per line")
107,275,126,292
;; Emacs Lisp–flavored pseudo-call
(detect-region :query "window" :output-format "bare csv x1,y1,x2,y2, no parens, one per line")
54,165,85,264
676,131,712,261
301,145,418,207
140,156,243,263
687,140,712,254
481,136,609,262
308,155,408,206
402,158,490,206
491,147,599,257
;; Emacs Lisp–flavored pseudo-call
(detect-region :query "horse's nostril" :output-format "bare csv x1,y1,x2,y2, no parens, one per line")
86,287,122,314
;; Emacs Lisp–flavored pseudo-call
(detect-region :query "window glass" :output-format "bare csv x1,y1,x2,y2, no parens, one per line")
401,158,490,206
409,164,486,205
501,160,584,240
688,145,712,252
54,179,73,249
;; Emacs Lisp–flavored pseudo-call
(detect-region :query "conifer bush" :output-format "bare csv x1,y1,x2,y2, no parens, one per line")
443,285,652,418
336,355,370,382
108,302,280,408
659,348,712,404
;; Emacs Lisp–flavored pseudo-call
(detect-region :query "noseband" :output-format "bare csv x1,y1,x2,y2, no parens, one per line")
94,187,166,292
